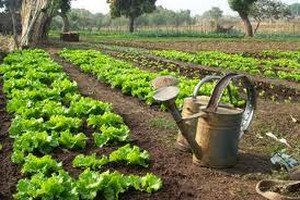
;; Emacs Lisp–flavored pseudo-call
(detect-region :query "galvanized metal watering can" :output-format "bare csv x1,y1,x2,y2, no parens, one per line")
152,73,256,168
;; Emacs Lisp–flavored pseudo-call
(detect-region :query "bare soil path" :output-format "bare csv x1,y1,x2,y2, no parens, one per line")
0,78,21,199
97,39,300,53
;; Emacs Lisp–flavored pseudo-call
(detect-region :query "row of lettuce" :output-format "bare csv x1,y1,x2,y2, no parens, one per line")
59,49,243,107
260,50,300,60
0,49,162,199
152,50,300,82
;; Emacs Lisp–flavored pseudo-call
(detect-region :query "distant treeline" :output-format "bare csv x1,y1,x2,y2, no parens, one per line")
51,4,300,32
51,6,197,31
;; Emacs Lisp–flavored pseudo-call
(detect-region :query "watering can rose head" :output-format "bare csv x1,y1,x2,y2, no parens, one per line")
152,76,179,90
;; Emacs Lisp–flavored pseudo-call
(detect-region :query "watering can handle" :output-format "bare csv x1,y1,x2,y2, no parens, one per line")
206,73,256,136
192,75,234,105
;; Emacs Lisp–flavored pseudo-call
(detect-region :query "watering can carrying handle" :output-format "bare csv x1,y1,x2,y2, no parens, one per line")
206,73,256,136
192,75,234,105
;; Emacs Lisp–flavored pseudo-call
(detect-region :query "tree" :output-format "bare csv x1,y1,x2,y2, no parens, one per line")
289,3,300,16
2,0,71,48
57,0,71,32
69,9,95,31
202,7,224,31
107,0,156,32
250,0,292,33
228,0,257,37
202,7,223,23
0,0,22,48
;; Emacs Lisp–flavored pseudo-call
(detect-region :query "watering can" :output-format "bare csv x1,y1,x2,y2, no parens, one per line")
176,75,235,151
152,73,256,168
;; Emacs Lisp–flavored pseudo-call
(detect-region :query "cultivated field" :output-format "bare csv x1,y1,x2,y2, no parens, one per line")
1,36,300,199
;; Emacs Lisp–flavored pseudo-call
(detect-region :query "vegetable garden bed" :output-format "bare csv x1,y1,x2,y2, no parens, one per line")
106,50,300,103
1,37,300,199
0,49,162,199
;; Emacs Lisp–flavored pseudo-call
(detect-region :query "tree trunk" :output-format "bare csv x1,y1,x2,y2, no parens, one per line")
41,17,52,40
8,7,19,49
19,0,60,48
238,11,253,37
129,16,135,33
254,20,261,34
20,0,49,48
60,12,70,32
31,12,50,45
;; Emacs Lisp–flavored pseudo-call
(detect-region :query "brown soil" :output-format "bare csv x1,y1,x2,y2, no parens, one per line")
97,39,300,53
0,78,21,199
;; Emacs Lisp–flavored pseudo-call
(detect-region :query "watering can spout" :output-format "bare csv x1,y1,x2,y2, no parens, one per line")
152,84,203,160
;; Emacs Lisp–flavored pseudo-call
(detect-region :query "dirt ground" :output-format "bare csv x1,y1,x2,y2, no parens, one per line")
97,39,300,53
0,79,21,199
0,40,300,199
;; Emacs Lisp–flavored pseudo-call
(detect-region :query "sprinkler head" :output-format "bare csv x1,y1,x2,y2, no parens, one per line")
152,76,179,90
153,86,179,102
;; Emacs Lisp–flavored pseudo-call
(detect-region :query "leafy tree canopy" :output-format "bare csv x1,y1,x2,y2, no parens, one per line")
0,0,21,11
202,7,223,21
289,3,300,16
250,0,292,22
228,0,258,37
107,0,156,19
57,0,71,14
228,0,257,13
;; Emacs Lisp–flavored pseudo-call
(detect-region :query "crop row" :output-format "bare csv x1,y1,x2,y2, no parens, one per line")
110,51,214,78
153,50,300,82
59,49,243,108
0,49,162,199
260,50,300,60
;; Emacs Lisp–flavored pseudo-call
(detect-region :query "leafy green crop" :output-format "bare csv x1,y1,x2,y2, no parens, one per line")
93,125,130,147
9,117,45,138
77,169,162,200
73,153,109,169
153,50,300,82
109,144,150,167
59,49,242,108
1,49,162,199
73,144,150,169
58,130,87,149
22,154,62,175
45,115,82,131
12,131,59,163
87,112,124,129
14,170,79,200
67,97,112,117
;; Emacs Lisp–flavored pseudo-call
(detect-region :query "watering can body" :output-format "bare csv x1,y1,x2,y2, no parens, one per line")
193,74,255,168
176,96,206,151
176,76,234,152
193,106,243,168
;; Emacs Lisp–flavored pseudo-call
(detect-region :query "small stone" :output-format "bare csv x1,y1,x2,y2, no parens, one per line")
289,165,300,180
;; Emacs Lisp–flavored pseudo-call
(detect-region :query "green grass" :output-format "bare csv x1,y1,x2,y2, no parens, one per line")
49,29,300,43
49,30,244,42
148,117,176,130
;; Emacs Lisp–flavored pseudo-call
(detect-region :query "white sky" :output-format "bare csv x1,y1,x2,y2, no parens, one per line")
71,0,300,16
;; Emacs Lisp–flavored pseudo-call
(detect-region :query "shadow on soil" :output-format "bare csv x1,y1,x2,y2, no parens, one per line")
219,152,272,176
